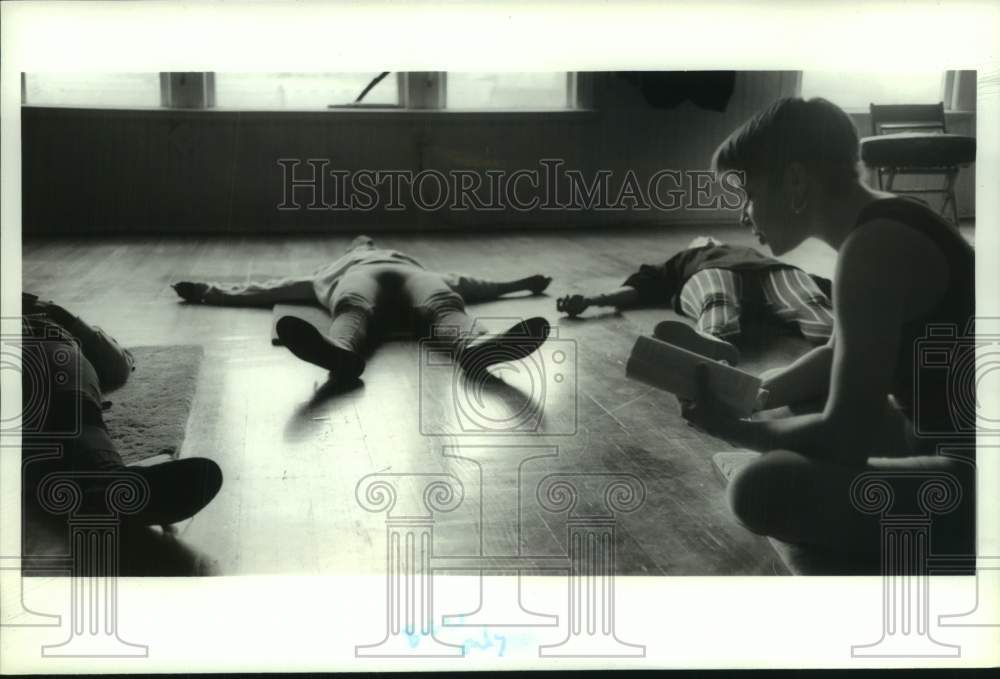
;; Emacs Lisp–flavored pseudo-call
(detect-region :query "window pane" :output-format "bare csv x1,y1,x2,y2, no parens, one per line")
213,73,398,109
800,72,944,109
23,73,161,107
446,73,569,109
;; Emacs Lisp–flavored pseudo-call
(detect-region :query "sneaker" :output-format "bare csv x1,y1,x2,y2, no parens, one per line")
275,315,365,380
67,458,224,527
458,317,550,373
653,320,740,365
130,458,224,526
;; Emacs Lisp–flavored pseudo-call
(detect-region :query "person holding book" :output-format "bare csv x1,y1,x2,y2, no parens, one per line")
680,97,975,558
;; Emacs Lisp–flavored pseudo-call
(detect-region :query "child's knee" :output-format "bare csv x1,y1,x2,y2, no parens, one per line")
726,462,771,535
333,294,376,318
415,289,465,319
98,355,133,391
726,453,796,535
699,301,742,338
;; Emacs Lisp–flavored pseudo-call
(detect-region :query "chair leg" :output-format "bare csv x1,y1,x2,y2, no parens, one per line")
885,169,896,192
942,169,960,227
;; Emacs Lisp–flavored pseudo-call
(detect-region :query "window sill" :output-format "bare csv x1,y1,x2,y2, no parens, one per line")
842,107,975,117
22,104,597,116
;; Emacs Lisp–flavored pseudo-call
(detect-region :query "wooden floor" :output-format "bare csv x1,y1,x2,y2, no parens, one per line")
20,224,845,576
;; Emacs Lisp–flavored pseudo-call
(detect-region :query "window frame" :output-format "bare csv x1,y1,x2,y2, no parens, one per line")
22,72,586,113
796,69,976,114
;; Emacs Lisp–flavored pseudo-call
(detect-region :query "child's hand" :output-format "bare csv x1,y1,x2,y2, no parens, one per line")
172,282,209,303
556,294,589,318
526,275,553,295
753,387,771,412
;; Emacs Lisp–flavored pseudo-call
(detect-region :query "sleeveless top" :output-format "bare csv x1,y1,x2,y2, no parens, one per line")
853,197,975,438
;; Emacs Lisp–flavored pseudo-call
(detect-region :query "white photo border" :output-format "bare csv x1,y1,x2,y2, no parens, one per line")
2,0,998,672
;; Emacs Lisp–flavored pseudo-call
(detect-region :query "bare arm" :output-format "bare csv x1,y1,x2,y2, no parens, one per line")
757,335,834,410
443,273,551,304
687,220,943,463
173,277,317,307
557,287,641,317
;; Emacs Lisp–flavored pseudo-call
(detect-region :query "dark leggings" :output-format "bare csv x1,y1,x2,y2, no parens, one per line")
328,264,483,355
21,321,122,486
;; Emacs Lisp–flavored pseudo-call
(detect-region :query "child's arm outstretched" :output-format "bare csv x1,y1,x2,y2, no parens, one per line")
172,276,317,307
443,273,552,304
556,286,640,318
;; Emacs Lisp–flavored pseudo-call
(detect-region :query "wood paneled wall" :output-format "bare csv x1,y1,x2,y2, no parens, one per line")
21,71,975,235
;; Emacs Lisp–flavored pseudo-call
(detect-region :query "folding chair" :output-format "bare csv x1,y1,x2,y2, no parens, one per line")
859,102,976,226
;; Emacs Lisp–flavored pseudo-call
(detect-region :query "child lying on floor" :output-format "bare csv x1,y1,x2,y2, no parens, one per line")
556,236,834,365
21,294,222,527
173,235,553,384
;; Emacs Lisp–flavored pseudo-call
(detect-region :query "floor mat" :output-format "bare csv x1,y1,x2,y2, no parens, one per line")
104,345,204,465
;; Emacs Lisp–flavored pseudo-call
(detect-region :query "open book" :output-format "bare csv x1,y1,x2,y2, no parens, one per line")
626,334,762,418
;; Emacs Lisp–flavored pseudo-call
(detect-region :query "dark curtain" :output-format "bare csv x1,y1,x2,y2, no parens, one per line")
617,71,737,112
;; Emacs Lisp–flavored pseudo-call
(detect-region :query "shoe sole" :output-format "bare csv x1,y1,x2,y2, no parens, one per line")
653,320,740,365
459,317,551,372
128,458,224,526
276,315,364,377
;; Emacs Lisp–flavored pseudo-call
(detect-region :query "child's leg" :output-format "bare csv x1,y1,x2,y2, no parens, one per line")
404,269,549,371
726,449,975,557
274,267,376,378
403,269,481,341
760,268,835,343
23,322,222,526
678,268,743,340
327,268,380,356
22,320,121,479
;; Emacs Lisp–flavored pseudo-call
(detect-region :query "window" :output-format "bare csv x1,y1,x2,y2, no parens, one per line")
799,71,945,109
22,72,578,111
445,73,572,109
213,72,400,109
23,73,161,108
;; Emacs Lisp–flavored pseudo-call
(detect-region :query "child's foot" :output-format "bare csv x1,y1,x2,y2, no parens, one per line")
653,320,740,365
172,282,209,304
458,316,550,373
526,275,553,295
275,315,365,380
73,458,224,527
556,294,589,318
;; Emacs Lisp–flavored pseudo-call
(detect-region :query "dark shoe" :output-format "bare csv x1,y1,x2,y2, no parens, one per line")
275,315,365,380
653,320,740,365
458,317,550,373
63,458,223,527
129,458,223,526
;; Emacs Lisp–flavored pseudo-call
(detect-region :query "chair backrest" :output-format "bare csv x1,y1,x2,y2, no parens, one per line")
869,102,947,135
